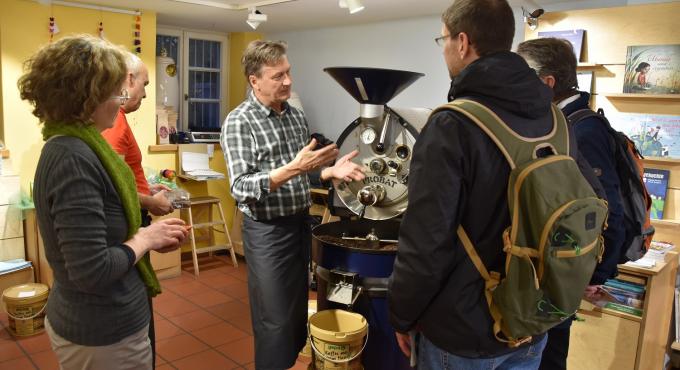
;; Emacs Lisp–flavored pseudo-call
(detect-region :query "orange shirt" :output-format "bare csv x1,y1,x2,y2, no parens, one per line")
102,109,151,195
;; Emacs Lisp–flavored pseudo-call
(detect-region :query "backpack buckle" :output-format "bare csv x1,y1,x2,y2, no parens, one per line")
509,336,533,347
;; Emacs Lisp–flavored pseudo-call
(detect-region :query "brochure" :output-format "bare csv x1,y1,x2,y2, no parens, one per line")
643,168,670,219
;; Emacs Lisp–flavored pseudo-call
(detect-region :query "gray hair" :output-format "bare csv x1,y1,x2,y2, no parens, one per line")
241,40,287,82
517,37,578,100
125,52,144,75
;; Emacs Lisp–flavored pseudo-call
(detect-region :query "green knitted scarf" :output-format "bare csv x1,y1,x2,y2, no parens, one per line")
43,123,161,297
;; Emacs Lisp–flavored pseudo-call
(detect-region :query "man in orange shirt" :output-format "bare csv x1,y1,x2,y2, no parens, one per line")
102,53,173,369
103,53,173,217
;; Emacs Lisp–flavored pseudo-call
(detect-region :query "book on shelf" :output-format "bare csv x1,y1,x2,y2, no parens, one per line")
623,44,680,94
643,168,670,219
604,278,646,294
645,240,675,262
537,29,585,61
599,286,644,308
600,284,645,300
604,302,643,317
608,112,680,158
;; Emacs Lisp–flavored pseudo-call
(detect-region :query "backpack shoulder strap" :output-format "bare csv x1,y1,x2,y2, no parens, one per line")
567,108,618,158
568,108,610,128
433,99,569,169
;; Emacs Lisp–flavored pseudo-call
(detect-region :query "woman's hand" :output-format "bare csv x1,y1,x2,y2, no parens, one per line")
125,218,189,262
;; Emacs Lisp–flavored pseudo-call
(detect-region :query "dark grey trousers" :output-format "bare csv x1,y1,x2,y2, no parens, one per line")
242,211,311,370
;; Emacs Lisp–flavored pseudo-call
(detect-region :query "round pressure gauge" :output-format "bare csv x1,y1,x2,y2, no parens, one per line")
360,127,376,144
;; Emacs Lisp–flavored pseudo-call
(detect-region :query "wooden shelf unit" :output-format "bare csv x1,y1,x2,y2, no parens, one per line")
570,252,678,370
148,144,178,152
604,93,680,100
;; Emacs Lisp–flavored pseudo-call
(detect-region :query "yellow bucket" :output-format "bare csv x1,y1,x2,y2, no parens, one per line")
309,309,368,370
2,283,49,337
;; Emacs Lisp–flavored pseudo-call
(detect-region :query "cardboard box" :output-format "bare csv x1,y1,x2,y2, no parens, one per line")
0,265,35,302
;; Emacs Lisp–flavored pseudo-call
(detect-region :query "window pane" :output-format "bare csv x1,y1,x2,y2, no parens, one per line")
199,40,205,68
186,38,223,131
189,71,219,99
188,102,221,131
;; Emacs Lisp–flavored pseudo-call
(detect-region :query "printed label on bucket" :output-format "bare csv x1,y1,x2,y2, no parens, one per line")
7,300,46,336
323,343,350,361
312,340,363,370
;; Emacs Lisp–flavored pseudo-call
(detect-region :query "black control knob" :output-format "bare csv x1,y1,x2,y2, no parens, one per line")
369,158,387,174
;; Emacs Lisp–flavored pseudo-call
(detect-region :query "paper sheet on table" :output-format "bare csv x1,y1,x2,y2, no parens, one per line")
624,256,656,269
181,152,224,179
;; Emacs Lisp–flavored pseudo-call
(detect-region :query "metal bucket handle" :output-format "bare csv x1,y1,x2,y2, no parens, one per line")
5,301,47,321
308,321,369,364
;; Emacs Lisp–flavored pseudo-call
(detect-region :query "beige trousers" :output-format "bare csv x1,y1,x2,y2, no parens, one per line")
45,318,152,370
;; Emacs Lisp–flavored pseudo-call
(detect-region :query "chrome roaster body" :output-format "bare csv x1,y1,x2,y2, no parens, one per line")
313,67,429,370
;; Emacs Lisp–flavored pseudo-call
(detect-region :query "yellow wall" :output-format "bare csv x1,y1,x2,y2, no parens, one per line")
0,22,3,144
228,32,263,110
0,0,266,244
0,0,162,190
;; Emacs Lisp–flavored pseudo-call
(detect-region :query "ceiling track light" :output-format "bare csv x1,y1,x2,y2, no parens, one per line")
339,0,364,14
246,6,267,30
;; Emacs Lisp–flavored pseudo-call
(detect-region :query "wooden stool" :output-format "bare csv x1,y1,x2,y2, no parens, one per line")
182,196,238,276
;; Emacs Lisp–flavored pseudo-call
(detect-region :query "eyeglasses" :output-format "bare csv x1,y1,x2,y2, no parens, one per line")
435,34,451,47
111,89,129,105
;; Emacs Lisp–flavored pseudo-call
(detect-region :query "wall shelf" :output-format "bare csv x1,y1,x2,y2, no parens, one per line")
148,144,178,153
604,93,680,100
576,63,625,69
577,63,603,69
643,156,680,165
651,219,680,228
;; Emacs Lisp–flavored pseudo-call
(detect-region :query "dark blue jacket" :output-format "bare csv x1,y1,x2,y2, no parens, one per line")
564,92,626,284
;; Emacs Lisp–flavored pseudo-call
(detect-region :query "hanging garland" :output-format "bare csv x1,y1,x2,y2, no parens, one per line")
134,15,141,53
48,16,60,42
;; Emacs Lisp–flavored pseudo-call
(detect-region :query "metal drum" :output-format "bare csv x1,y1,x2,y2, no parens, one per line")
314,220,403,370
313,67,428,370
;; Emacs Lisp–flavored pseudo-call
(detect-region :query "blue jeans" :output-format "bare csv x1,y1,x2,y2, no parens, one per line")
418,334,547,370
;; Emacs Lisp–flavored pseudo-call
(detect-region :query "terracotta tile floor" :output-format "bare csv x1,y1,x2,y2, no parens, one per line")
0,255,315,369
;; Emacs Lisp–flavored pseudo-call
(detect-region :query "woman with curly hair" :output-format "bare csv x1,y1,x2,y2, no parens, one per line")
19,35,189,370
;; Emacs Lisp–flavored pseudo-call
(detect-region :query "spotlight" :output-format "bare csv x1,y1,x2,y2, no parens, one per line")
339,0,364,14
246,7,267,30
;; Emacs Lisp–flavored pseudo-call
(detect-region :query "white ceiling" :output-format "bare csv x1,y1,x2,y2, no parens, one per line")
51,0,680,33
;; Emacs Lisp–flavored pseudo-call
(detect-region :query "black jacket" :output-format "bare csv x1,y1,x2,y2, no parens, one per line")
388,51,561,358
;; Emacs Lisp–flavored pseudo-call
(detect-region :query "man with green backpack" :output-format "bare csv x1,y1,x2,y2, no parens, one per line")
387,1,608,369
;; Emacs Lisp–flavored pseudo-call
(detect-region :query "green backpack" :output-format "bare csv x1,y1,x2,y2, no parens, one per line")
435,99,608,347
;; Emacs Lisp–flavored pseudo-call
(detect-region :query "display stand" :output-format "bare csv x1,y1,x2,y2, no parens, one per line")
570,252,678,370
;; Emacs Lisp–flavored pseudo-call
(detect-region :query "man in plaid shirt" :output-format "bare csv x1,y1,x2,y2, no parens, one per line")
221,40,365,370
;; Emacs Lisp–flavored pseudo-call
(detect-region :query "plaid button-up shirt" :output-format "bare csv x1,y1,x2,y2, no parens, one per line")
221,91,311,220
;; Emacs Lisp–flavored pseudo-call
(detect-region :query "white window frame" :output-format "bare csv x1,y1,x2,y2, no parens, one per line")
156,26,229,132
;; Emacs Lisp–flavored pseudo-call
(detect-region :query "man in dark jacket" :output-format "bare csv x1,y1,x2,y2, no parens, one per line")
388,0,556,368
517,37,626,370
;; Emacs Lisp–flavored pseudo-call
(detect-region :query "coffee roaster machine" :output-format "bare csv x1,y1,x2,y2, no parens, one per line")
313,67,430,370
